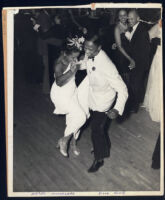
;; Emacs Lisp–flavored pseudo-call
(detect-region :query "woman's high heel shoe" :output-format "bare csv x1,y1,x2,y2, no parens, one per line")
70,138,80,156
56,138,68,157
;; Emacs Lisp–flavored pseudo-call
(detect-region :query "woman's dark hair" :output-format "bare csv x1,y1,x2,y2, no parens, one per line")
61,40,80,55
115,8,128,23
85,31,102,47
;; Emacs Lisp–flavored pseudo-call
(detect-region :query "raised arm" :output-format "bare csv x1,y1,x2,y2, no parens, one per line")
54,61,77,87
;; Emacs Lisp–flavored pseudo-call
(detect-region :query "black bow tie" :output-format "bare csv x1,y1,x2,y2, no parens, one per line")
89,57,95,61
128,27,133,33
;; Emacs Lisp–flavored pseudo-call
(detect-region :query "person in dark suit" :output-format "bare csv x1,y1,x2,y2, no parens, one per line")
127,9,150,113
151,134,160,169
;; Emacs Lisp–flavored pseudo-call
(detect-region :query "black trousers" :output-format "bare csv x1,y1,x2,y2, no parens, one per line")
128,68,147,111
152,134,160,169
120,72,130,88
90,111,111,160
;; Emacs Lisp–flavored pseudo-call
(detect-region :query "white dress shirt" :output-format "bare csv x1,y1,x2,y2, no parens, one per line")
81,50,128,115
125,22,140,41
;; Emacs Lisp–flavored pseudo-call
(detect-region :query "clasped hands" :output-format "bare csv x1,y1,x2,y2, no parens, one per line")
70,61,81,73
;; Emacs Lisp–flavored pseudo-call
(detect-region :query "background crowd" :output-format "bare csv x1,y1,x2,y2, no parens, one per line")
14,9,160,85
14,8,161,119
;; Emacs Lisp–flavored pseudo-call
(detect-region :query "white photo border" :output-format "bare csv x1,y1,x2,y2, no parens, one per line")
4,3,164,197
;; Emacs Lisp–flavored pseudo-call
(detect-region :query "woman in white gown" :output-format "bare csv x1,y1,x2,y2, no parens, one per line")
143,22,162,122
50,36,88,157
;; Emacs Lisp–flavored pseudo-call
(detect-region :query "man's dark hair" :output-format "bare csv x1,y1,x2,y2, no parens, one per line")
128,8,140,17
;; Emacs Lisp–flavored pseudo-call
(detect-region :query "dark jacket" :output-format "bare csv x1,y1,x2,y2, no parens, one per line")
129,22,150,72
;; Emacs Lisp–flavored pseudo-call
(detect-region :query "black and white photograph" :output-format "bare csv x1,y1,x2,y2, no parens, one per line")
3,3,163,197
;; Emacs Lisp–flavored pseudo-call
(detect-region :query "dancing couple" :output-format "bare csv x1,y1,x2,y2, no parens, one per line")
50,32,128,172
113,9,151,115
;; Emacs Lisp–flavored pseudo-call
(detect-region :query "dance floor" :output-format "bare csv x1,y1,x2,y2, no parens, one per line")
13,70,161,192
10,50,160,192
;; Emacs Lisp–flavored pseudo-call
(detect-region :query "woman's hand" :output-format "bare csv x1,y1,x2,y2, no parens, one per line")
112,43,117,50
129,59,136,70
70,61,80,73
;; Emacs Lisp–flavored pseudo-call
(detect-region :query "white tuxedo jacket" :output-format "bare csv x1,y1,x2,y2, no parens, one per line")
78,50,128,116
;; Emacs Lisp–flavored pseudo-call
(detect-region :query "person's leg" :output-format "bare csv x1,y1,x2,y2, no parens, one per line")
118,72,130,120
129,70,144,112
91,111,110,160
70,136,80,156
88,111,111,172
151,134,160,169
64,102,86,139
57,101,86,157
56,134,72,157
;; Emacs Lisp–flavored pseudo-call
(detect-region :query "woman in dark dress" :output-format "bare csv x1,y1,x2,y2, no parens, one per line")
114,9,135,86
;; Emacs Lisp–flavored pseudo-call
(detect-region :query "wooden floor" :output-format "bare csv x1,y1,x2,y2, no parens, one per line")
13,69,160,192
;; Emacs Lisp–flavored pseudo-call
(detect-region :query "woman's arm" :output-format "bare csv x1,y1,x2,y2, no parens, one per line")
114,26,135,68
54,62,77,87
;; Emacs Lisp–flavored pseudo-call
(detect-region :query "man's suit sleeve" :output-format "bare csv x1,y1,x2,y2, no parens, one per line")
103,56,128,115
134,29,150,66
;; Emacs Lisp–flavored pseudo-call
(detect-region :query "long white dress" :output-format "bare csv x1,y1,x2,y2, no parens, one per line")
143,23,162,122
50,63,89,139
143,44,162,122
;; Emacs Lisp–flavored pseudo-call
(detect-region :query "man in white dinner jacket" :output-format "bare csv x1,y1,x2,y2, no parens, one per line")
81,32,128,173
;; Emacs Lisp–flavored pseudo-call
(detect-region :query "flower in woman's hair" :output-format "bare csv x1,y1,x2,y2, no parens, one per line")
78,36,85,43
67,35,85,51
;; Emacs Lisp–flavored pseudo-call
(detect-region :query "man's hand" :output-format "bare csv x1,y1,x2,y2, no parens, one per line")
33,24,40,32
106,109,119,119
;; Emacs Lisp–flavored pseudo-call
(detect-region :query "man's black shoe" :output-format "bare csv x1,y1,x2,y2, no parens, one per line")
88,159,104,173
